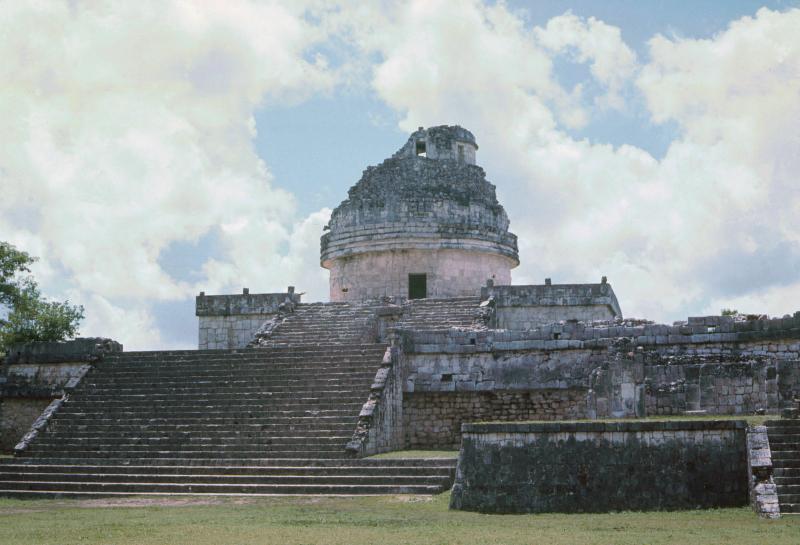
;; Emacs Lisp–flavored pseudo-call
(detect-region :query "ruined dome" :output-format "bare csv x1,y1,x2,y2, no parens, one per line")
321,125,519,302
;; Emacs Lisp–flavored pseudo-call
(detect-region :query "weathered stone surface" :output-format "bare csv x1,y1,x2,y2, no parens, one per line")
404,390,587,449
450,420,748,513
196,290,301,350
483,282,622,329
746,425,780,518
321,126,518,302
3,338,121,365
1,339,118,453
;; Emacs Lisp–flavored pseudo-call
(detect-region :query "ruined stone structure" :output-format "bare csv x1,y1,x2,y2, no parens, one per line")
2,125,799,515
321,126,518,302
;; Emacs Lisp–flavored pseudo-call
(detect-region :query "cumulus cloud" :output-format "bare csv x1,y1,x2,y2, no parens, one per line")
534,11,638,110
0,1,335,348
3,2,799,349
358,4,800,321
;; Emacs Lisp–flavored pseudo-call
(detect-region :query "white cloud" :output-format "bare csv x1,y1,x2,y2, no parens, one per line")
3,2,799,349
358,4,800,321
534,11,638,110
0,1,337,348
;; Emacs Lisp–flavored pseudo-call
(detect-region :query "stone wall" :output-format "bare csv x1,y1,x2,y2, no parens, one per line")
195,290,300,349
746,425,779,518
403,390,587,449
450,420,748,513
392,314,800,448
1,338,121,453
495,305,616,329
0,398,51,452
321,125,519,303
327,248,513,302
346,344,404,456
481,281,622,330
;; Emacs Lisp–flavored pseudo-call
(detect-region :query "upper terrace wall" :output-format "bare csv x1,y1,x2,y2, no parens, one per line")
481,280,622,330
195,289,300,349
397,313,800,448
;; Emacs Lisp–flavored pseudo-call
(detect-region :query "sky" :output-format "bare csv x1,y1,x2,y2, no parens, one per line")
1,0,799,350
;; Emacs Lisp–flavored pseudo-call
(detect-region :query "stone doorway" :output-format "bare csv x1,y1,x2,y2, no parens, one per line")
408,273,427,299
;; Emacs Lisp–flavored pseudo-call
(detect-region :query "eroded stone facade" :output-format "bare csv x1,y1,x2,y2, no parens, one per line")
321,125,518,302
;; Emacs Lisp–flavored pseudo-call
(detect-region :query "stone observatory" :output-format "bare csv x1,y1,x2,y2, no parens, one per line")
320,125,519,302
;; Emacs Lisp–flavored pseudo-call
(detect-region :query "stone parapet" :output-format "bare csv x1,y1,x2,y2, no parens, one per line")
482,281,622,329
3,337,121,365
195,290,300,317
450,419,748,513
399,311,800,353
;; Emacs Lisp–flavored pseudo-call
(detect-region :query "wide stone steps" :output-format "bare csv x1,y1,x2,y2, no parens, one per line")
0,461,454,476
61,399,367,408
24,449,351,459
70,390,370,400
3,317,458,496
394,297,482,331
0,472,449,487
0,481,443,496
0,456,456,497
30,433,352,445
255,303,383,347
766,419,800,516
49,423,356,434
52,410,359,420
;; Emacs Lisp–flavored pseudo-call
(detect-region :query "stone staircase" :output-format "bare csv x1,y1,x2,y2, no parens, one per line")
255,302,382,347
768,412,800,514
396,296,484,331
0,344,455,497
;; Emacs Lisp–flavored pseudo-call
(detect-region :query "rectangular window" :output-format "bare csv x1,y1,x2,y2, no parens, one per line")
415,140,427,156
408,273,427,299
458,144,464,162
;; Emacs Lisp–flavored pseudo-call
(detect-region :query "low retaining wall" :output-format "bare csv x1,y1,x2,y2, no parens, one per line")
403,390,587,449
450,420,748,513
1,338,121,452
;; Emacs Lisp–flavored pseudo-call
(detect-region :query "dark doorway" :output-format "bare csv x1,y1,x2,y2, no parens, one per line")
408,274,427,299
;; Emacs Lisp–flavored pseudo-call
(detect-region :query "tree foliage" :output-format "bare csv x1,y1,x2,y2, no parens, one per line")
0,242,84,352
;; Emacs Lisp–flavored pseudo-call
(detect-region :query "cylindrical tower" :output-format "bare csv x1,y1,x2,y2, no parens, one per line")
320,125,519,302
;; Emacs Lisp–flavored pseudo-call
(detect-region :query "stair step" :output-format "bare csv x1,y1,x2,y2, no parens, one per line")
0,481,443,495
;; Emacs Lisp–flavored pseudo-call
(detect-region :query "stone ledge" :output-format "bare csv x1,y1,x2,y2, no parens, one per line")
461,419,748,434
3,338,121,365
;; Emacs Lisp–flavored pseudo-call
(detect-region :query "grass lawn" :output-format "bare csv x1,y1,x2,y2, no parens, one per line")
0,493,797,545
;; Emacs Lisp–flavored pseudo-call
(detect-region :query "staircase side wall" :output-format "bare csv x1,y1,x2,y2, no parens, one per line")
746,425,780,518
1,338,120,453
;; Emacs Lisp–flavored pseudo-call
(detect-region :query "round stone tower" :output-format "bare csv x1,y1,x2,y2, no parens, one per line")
320,125,519,302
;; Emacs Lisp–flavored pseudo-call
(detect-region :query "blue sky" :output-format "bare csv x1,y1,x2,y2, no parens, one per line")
2,1,799,349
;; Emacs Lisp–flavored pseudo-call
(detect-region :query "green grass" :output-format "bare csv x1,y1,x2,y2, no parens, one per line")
368,449,458,459
0,494,796,545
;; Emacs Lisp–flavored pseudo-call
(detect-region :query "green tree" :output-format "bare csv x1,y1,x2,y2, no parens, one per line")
720,308,739,316
0,242,84,353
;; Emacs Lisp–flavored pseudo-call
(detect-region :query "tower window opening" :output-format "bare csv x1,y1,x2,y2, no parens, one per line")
415,140,427,157
458,144,464,162
409,273,427,299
